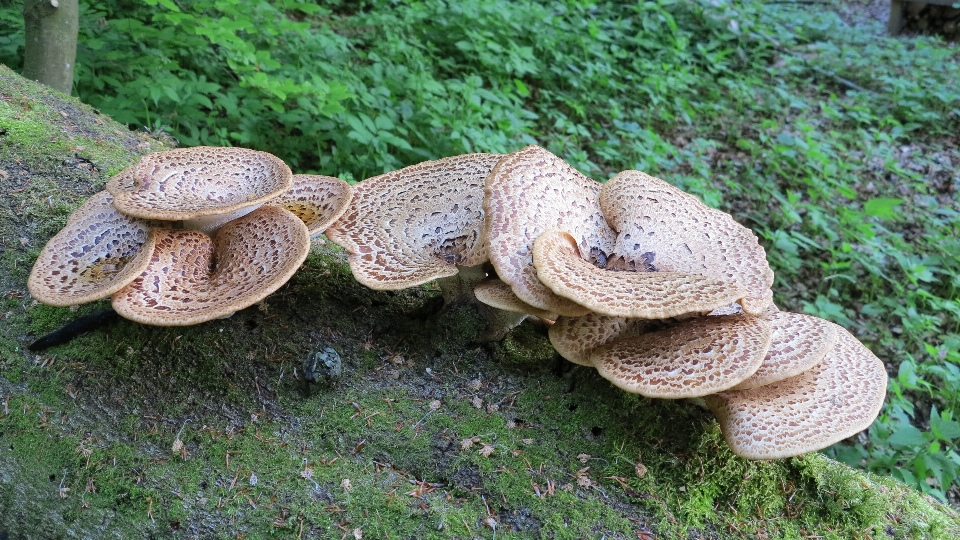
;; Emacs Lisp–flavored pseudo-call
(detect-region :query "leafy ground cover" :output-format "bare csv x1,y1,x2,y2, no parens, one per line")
0,0,959,532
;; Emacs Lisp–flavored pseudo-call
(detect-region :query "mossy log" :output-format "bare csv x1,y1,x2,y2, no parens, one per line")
1,65,958,539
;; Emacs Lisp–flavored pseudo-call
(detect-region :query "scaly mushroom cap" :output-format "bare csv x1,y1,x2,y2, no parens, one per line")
28,191,158,306
592,315,773,398
112,206,310,326
728,312,838,391
473,280,559,320
325,153,502,290
705,327,888,460
599,171,775,315
269,174,353,236
106,146,292,221
533,230,752,319
549,313,651,367
485,145,615,316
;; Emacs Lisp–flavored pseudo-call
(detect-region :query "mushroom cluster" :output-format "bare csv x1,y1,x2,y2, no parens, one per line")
28,147,352,326
28,143,887,460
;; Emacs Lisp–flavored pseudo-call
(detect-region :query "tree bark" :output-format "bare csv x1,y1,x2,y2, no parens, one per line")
22,0,79,95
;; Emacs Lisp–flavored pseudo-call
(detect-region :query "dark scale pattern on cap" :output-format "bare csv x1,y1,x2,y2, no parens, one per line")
112,206,310,326
592,315,772,398
549,312,652,367
600,170,774,315
533,230,750,319
484,145,615,317
28,191,160,306
326,153,502,290
705,325,888,460
107,147,292,221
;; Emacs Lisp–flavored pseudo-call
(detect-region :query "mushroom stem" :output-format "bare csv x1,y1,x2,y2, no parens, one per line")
434,265,530,342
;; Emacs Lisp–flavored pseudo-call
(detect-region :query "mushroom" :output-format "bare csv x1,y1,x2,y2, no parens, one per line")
325,153,501,295
268,174,353,237
485,146,773,319
705,325,888,459
111,206,310,326
533,230,751,319
590,315,773,398
106,146,292,234
484,145,613,317
28,191,159,306
473,279,559,321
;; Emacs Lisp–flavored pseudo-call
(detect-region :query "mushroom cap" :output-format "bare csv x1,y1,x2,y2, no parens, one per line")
728,311,838,391
705,326,888,460
112,206,310,326
269,174,353,236
549,313,651,367
485,145,615,317
106,147,292,221
591,315,773,398
28,191,159,306
599,170,774,315
474,279,559,321
325,153,502,290
533,230,752,319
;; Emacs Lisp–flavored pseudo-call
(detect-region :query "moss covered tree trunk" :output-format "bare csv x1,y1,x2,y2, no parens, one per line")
22,0,79,95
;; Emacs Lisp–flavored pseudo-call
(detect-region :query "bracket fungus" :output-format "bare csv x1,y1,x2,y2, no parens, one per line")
269,174,353,237
106,146,292,233
326,153,502,291
112,206,310,326
590,315,773,398
705,326,888,459
485,145,773,320
28,191,159,306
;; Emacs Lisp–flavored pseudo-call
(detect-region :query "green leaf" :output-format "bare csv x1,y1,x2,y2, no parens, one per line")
863,198,903,219
887,424,927,448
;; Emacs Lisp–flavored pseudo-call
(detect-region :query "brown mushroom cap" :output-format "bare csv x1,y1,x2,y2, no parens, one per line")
705,326,888,460
106,146,292,221
591,315,773,398
599,170,774,314
112,206,310,326
325,153,502,290
28,191,158,306
533,230,751,319
474,279,559,320
728,311,838,391
269,174,353,236
549,313,651,367
485,145,614,317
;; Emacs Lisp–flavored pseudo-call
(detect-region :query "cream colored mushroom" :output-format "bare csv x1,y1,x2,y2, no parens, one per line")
548,312,651,367
28,191,158,306
705,325,888,459
533,230,751,319
111,206,310,326
268,174,353,237
591,315,773,398
326,153,501,291
107,146,292,233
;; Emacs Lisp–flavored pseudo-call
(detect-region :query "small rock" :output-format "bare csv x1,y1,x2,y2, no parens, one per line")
303,347,342,386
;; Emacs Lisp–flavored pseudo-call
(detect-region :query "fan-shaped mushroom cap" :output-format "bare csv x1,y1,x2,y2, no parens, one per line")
112,206,310,326
325,153,502,290
549,313,650,367
106,146,292,222
474,280,559,320
728,312,838,391
599,171,774,315
533,230,751,319
269,174,353,236
591,315,772,398
705,327,887,460
28,191,158,306
485,145,615,317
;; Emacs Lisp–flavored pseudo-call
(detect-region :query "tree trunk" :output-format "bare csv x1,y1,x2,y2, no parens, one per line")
22,0,79,95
